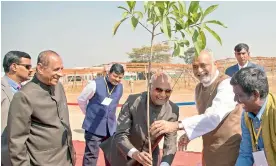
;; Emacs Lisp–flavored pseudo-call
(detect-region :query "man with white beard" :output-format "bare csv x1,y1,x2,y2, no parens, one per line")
150,49,243,166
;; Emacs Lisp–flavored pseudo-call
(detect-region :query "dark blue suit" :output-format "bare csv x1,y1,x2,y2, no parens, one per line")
82,77,123,166
225,61,264,77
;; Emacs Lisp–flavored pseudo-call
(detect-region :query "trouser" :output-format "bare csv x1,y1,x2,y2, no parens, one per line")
82,131,111,166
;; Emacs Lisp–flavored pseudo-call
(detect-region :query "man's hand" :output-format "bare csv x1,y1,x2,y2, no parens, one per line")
178,134,190,151
150,120,178,138
132,151,152,166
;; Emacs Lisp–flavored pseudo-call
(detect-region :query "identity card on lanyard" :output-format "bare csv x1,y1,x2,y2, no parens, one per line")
251,121,268,166
101,77,116,106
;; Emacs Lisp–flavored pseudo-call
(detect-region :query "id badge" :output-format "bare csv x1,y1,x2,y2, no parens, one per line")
101,97,113,106
252,150,268,166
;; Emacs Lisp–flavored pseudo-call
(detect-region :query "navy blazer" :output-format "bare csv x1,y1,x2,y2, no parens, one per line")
225,61,264,77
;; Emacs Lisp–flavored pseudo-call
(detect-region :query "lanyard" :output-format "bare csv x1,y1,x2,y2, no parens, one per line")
104,77,116,97
250,120,262,151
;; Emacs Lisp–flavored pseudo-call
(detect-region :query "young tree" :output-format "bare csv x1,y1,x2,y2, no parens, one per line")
113,1,227,159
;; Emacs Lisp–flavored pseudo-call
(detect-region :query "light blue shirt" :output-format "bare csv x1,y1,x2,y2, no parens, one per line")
235,98,268,166
4,75,21,94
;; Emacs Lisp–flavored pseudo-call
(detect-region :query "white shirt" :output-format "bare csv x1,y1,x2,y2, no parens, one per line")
77,80,96,114
181,71,237,140
238,61,249,70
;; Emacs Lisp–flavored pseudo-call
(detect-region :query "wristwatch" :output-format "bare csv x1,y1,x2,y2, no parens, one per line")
178,121,184,130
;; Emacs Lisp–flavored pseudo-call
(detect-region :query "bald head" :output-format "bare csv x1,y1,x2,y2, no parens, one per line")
193,49,215,64
37,50,60,67
151,72,172,89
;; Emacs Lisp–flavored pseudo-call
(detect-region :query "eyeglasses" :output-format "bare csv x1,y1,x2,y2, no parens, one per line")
155,87,172,95
17,64,32,70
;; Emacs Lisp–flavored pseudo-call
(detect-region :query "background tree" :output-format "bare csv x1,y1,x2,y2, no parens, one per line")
180,47,196,64
127,43,172,63
113,1,227,158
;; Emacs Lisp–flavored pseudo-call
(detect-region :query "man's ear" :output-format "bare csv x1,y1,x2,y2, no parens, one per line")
10,63,18,72
36,63,43,74
252,90,261,101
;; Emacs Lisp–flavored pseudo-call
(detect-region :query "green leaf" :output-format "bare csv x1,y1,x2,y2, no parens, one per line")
201,5,218,21
162,17,171,39
118,6,129,12
173,42,180,56
178,1,186,16
122,11,129,19
179,39,190,47
134,11,143,19
113,17,129,36
205,20,227,28
205,25,222,45
191,12,202,23
168,1,176,9
144,1,148,12
154,6,162,17
180,31,185,38
175,23,182,31
198,30,206,49
192,30,200,55
131,16,139,30
188,1,199,15
127,1,136,12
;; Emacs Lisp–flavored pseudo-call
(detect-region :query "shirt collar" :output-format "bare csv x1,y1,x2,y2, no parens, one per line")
248,97,268,120
202,70,219,87
238,61,249,70
4,75,21,91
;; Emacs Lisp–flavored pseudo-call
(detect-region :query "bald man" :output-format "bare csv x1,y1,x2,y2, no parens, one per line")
7,50,75,166
151,49,243,166
100,72,179,166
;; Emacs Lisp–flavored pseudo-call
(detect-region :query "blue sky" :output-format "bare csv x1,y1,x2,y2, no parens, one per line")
1,1,276,68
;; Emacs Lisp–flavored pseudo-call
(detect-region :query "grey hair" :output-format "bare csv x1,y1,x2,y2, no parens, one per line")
37,50,59,66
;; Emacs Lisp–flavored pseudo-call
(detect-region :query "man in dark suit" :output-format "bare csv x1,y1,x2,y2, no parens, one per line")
7,50,75,166
1,51,33,166
77,63,124,166
100,72,179,166
225,43,264,77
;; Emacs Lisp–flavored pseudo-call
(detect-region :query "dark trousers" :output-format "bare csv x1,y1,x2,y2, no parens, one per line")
82,131,111,166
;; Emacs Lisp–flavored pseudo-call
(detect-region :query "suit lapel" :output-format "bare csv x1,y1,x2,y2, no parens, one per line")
1,78,14,102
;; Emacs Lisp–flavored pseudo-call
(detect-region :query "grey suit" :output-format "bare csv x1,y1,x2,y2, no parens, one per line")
225,61,264,77
1,77,14,166
7,76,76,166
100,92,179,166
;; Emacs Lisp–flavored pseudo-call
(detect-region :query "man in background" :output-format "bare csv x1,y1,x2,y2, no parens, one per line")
1,51,32,166
77,63,124,166
225,43,263,77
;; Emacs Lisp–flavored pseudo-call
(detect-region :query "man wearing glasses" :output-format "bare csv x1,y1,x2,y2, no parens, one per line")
100,72,179,166
1,51,33,166
225,43,263,77
150,49,243,166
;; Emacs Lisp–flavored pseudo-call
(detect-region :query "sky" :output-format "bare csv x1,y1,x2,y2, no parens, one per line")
1,1,276,68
